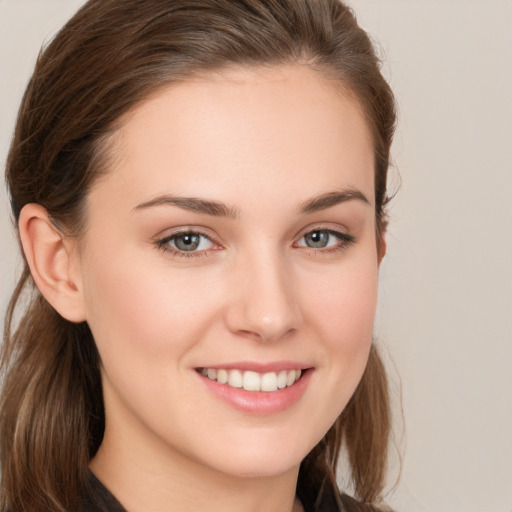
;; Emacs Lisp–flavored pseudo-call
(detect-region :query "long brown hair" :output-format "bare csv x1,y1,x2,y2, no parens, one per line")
1,1,396,511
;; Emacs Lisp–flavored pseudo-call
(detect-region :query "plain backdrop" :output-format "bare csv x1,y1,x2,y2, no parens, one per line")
1,2,511,511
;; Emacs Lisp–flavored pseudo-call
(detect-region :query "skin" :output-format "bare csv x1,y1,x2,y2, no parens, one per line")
21,65,383,512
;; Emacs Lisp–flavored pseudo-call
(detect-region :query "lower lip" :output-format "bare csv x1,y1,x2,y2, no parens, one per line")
196,369,313,415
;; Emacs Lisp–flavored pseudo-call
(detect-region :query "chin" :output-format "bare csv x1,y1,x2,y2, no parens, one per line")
211,456,301,480
195,434,315,480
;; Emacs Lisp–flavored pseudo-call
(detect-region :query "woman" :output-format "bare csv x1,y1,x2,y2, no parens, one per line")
1,1,396,511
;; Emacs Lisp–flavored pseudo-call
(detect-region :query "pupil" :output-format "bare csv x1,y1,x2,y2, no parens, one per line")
306,230,328,248
176,233,200,251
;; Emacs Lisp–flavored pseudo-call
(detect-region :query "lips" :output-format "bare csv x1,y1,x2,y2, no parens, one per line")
196,364,313,414
200,368,302,392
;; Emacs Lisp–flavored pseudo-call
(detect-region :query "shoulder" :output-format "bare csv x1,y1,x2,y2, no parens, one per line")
78,472,126,512
296,473,391,512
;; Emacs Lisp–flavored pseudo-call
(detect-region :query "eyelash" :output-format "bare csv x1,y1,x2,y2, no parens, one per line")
154,227,356,259
155,229,219,259
295,229,356,254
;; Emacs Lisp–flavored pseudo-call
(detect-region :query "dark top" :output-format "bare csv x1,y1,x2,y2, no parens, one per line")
81,471,374,512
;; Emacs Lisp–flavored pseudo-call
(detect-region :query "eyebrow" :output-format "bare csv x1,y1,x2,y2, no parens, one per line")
299,189,371,214
133,188,370,218
132,195,239,219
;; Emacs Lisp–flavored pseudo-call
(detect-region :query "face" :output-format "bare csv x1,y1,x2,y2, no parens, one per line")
77,65,380,479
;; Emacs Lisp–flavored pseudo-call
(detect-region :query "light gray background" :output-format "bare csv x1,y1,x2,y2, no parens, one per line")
1,1,511,511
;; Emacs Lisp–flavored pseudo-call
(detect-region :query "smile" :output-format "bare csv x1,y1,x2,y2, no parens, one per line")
199,368,302,392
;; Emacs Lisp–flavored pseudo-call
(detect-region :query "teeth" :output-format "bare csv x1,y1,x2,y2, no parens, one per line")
217,369,228,384
277,370,288,389
261,372,277,392
201,368,303,392
228,369,243,388
243,371,261,391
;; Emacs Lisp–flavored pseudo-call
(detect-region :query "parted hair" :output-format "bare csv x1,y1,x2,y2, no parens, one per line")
1,1,396,511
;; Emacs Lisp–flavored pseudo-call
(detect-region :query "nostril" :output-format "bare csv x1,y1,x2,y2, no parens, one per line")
237,329,263,340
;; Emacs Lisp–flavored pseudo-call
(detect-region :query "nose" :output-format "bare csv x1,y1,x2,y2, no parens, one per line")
224,251,302,343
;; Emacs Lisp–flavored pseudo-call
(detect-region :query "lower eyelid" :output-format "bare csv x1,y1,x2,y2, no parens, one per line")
154,230,222,258
296,229,355,247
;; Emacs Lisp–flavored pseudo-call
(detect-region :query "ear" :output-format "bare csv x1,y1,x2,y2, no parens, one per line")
19,204,86,322
377,234,387,265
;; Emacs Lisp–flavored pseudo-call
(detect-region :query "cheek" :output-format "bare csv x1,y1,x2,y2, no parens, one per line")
305,254,379,385
308,255,378,338
81,247,222,368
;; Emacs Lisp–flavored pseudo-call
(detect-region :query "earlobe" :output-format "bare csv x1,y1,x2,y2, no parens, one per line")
19,204,86,323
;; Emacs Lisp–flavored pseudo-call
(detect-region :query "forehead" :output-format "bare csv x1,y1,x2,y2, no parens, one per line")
93,65,374,211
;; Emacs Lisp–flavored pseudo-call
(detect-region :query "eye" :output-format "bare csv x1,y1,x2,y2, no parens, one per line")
296,229,355,250
157,231,215,254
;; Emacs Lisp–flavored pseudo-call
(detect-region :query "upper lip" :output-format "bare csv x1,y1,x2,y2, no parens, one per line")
196,361,312,373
